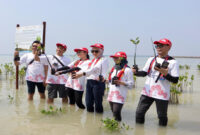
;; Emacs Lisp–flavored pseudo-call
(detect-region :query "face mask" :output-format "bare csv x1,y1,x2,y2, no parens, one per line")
114,57,128,70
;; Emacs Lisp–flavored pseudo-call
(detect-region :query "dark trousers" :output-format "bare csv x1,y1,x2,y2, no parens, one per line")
136,95,169,126
85,79,105,113
109,102,123,121
66,87,85,109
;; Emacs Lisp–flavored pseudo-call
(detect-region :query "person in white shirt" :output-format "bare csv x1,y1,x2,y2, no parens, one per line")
35,43,71,104
14,41,48,100
74,43,109,113
107,51,134,121
56,47,90,109
132,38,179,126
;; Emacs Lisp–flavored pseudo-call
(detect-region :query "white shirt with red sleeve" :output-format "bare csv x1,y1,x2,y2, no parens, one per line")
107,67,134,104
65,59,91,91
39,54,71,84
142,56,179,100
20,53,45,82
82,56,109,81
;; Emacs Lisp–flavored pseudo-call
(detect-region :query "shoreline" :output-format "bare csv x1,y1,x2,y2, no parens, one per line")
0,53,200,59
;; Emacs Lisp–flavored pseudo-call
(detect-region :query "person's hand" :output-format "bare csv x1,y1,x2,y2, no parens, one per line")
43,78,47,87
55,71,61,76
73,73,83,79
97,76,105,82
113,80,126,86
132,67,137,74
105,79,109,84
154,67,168,76
43,81,47,87
14,50,19,57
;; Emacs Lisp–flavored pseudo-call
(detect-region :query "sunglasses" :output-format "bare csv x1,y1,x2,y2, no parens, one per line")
155,44,169,49
76,51,84,54
91,50,99,53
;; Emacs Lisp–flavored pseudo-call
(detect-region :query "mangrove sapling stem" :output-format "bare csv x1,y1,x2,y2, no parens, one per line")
130,37,140,71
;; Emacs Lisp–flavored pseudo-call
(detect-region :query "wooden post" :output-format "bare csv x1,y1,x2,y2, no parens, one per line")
42,21,46,54
16,24,20,89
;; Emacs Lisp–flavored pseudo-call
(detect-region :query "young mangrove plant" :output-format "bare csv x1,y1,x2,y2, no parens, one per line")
188,74,194,91
179,65,184,70
170,83,181,104
101,118,131,132
3,63,15,79
19,66,26,84
184,64,190,70
8,94,14,103
0,67,2,75
41,106,65,115
197,64,200,70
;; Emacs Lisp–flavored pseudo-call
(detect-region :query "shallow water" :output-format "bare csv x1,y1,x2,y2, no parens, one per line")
0,55,200,135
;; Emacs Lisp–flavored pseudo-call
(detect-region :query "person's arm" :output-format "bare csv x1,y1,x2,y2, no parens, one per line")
134,71,147,77
164,61,179,83
14,60,20,66
101,58,109,79
15,53,27,66
164,74,179,83
133,57,153,77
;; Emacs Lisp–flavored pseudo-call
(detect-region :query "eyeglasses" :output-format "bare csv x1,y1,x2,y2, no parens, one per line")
91,50,99,53
155,44,168,49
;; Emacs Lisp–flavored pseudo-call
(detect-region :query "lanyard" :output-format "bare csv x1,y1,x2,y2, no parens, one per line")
88,57,101,69
147,56,169,75
108,65,127,81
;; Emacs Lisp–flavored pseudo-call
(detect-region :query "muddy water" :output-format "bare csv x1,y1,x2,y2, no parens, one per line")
0,56,200,135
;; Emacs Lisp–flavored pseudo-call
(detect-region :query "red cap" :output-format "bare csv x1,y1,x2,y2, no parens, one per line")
154,38,172,47
74,47,88,53
56,43,67,50
90,43,104,50
110,51,127,59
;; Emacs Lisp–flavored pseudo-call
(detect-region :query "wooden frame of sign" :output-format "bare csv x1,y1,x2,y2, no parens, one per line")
15,22,46,89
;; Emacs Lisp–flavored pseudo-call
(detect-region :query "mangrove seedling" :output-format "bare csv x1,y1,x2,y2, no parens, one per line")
179,65,184,70
8,94,14,102
19,67,26,84
3,63,15,79
185,65,190,70
36,36,41,42
101,118,131,132
130,37,140,71
170,83,181,104
41,106,64,115
197,64,200,70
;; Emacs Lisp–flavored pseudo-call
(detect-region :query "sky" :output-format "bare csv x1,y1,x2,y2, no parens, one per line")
0,0,200,56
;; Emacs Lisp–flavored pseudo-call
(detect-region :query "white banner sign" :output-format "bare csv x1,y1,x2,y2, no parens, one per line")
15,25,43,51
